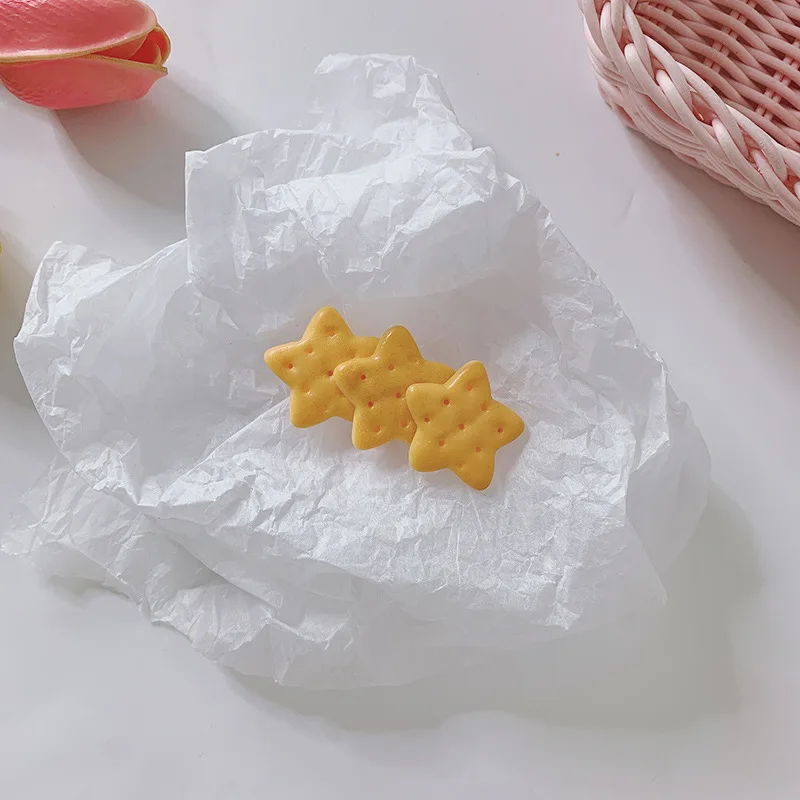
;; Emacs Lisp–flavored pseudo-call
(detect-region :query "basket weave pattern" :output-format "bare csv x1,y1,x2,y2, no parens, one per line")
582,0,800,224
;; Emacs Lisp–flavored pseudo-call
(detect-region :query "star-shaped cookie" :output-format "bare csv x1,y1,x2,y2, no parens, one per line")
405,361,524,490
264,307,378,427
333,326,454,449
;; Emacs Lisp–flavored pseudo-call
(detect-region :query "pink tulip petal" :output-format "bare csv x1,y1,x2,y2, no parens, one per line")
0,0,156,63
96,32,148,61
129,40,160,67
145,26,170,62
0,54,166,109
128,26,171,66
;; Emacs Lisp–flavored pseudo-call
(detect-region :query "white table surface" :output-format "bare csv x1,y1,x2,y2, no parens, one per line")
2,1,799,797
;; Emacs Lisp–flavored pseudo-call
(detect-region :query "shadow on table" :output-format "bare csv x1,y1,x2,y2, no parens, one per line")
0,233,35,408
227,484,759,732
56,80,235,214
630,135,800,318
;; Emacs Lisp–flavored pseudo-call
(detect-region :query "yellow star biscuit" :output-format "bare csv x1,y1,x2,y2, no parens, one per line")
264,307,378,428
333,326,454,449
406,361,524,490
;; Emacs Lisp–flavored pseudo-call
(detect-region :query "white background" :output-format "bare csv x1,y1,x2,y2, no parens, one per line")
1,1,799,797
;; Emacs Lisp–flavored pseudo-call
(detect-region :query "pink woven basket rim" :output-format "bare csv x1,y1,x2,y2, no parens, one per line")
581,0,800,225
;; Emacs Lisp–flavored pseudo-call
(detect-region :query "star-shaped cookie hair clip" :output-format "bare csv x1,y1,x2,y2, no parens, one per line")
264,307,378,427
405,361,524,490
333,326,454,450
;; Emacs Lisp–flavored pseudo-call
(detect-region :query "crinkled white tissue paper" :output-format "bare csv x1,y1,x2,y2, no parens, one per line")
3,54,709,688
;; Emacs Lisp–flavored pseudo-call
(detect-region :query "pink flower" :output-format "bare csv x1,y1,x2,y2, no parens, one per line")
0,0,170,109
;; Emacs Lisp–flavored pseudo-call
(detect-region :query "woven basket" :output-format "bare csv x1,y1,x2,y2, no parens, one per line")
581,0,800,225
